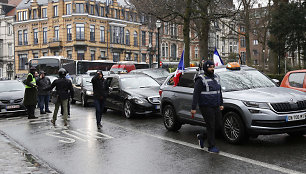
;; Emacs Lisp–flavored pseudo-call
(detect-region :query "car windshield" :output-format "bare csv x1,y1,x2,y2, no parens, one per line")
143,70,170,79
83,77,92,86
121,76,160,89
217,70,276,92
0,81,24,93
110,68,127,74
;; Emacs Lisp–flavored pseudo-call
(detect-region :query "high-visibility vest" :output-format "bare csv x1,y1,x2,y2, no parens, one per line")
198,74,222,107
25,73,36,88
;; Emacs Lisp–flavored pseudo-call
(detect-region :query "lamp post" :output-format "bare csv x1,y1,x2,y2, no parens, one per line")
156,20,161,68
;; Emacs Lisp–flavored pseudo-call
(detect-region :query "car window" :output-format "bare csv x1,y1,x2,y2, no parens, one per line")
288,72,305,88
110,77,119,88
0,81,24,92
143,70,170,78
121,76,160,89
167,75,174,85
82,77,92,86
178,73,195,88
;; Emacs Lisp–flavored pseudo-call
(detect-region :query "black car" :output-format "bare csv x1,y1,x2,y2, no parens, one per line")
129,68,170,85
0,80,27,115
71,75,94,107
105,74,160,118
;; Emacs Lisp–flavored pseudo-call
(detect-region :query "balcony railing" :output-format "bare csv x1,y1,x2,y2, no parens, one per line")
48,38,62,48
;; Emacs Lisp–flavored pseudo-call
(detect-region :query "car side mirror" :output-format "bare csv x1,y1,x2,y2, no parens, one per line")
272,79,279,84
112,86,119,91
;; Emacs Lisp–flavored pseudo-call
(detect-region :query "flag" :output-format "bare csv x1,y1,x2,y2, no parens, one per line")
173,50,185,87
213,48,223,67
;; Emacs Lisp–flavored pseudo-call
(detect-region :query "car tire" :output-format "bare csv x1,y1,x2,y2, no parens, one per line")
103,107,108,113
287,131,305,137
163,105,182,131
222,111,246,144
81,94,88,107
123,100,134,119
71,99,76,104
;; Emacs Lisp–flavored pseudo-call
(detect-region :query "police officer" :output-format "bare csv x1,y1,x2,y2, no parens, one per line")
24,67,38,119
191,60,223,153
45,68,74,126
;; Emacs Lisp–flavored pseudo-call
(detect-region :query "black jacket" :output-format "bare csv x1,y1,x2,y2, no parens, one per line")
37,76,51,95
91,74,108,100
45,77,74,100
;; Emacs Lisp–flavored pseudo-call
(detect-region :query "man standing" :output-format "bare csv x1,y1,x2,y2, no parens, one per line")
37,71,52,114
191,60,223,153
45,68,74,126
23,67,38,119
91,70,107,129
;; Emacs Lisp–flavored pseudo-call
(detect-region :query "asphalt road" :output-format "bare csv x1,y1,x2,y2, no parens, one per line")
0,103,305,174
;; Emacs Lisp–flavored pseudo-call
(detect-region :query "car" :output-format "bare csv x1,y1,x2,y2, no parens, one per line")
86,70,110,76
71,75,94,107
0,80,27,115
110,63,136,74
105,74,160,118
129,68,170,85
160,63,306,144
280,69,306,92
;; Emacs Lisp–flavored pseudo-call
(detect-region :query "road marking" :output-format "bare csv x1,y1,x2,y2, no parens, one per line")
107,121,305,174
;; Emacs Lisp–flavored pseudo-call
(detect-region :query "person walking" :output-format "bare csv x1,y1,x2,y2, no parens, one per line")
60,72,71,117
36,71,52,114
45,68,74,126
23,67,38,119
191,60,224,153
91,70,108,129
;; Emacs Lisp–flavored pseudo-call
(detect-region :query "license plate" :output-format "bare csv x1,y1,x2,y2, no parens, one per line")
6,105,20,109
286,114,306,122
155,105,160,110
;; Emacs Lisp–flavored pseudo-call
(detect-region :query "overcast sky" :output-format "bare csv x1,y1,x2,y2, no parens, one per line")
233,0,269,8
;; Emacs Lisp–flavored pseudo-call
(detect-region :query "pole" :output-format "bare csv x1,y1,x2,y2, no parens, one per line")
157,27,160,68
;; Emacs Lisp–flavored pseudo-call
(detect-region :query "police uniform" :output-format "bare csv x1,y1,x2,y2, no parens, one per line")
24,68,38,119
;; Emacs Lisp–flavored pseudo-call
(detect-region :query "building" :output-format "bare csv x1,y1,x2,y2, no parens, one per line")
0,0,18,79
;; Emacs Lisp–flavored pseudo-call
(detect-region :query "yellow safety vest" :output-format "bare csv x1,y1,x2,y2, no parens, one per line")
25,73,36,88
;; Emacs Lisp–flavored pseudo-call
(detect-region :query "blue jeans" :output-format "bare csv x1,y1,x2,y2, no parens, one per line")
94,99,105,125
38,95,50,112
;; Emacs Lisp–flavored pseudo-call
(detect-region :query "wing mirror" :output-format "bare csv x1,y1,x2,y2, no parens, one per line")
111,86,119,91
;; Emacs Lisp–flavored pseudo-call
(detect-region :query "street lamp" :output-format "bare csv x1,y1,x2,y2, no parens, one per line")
156,20,162,68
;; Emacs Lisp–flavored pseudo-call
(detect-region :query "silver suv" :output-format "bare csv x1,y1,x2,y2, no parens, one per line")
160,65,306,144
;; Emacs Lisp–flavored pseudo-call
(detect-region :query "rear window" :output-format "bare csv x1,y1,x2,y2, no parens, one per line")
289,72,305,88
178,73,195,88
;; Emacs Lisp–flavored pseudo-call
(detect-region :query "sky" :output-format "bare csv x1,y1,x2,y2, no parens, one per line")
233,0,269,8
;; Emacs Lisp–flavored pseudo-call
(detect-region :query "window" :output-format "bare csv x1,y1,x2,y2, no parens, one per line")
216,35,219,49
66,4,71,15
23,30,28,45
134,53,138,62
141,53,146,62
113,52,120,62
195,47,198,59
8,44,12,56
240,26,245,32
33,53,39,58
91,51,95,60
178,73,195,88
23,11,27,20
134,31,138,46
141,31,146,46
54,5,58,16
240,36,245,48
90,5,94,15
100,51,105,58
8,24,12,35
18,31,22,45
253,40,258,45
171,44,176,58
76,24,85,40
229,42,233,53
77,50,84,60
43,52,48,56
33,9,37,19
114,9,118,18
18,12,22,21
111,26,124,44
100,7,104,16
43,27,47,44
54,26,59,41
289,73,305,88
100,26,105,42
253,50,258,56
19,54,28,70
125,53,131,61
76,3,84,13
33,29,38,44
67,50,72,59
42,8,47,18
240,52,246,64
164,22,168,35
90,25,95,41
125,30,130,45
162,43,168,57
67,24,72,41
149,32,153,45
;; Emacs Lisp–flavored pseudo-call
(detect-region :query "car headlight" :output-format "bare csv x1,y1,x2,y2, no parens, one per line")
133,97,145,104
86,91,93,96
243,101,270,109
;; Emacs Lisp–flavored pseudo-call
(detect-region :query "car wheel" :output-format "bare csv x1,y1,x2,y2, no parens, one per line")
222,111,246,144
103,107,108,113
123,100,134,119
287,131,305,137
81,94,88,107
71,99,76,104
163,105,181,131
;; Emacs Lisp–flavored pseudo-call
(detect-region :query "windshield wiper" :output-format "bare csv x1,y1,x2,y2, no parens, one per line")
139,86,150,88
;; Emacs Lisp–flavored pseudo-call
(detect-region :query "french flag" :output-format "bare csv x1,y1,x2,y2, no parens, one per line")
173,50,185,87
213,48,224,67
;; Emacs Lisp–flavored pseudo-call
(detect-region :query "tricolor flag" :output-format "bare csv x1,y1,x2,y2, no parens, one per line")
213,48,224,67
173,50,185,87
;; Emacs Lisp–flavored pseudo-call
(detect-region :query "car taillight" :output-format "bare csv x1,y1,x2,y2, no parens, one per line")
159,89,163,96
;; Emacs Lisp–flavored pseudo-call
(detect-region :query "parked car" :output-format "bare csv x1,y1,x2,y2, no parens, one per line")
160,63,306,144
280,69,306,92
0,80,27,115
130,68,170,85
86,70,110,76
105,74,160,118
71,75,94,107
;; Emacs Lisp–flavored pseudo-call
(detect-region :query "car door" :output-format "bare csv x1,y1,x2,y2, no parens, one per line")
107,77,121,110
73,76,82,101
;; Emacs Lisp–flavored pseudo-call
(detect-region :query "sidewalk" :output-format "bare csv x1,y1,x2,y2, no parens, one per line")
0,131,57,174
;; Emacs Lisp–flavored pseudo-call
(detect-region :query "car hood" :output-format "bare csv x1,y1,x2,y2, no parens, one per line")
224,87,306,103
0,90,24,100
83,86,93,91
124,86,160,98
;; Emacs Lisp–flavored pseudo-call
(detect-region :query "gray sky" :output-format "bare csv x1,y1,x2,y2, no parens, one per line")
233,0,269,9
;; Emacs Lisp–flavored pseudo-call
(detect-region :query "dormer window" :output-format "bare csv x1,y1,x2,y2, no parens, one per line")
54,5,58,16
42,8,47,18
33,9,37,19
76,3,84,13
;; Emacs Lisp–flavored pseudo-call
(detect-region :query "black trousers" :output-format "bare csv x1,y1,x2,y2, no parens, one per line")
25,105,36,118
199,106,222,148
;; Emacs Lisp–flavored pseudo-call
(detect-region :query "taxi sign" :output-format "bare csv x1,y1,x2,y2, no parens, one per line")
226,62,241,70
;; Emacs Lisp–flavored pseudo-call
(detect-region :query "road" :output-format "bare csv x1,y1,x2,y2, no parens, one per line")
0,103,305,174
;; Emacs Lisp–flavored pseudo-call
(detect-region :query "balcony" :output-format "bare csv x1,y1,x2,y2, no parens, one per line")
48,38,62,48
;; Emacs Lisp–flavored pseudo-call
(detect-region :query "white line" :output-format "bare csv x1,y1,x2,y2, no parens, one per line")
106,121,305,174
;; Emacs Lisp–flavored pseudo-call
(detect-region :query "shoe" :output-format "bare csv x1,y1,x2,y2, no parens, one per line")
40,111,46,114
197,134,204,148
46,110,52,113
67,115,70,118
64,121,68,126
208,147,220,153
97,123,102,129
28,116,38,119
51,120,55,126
